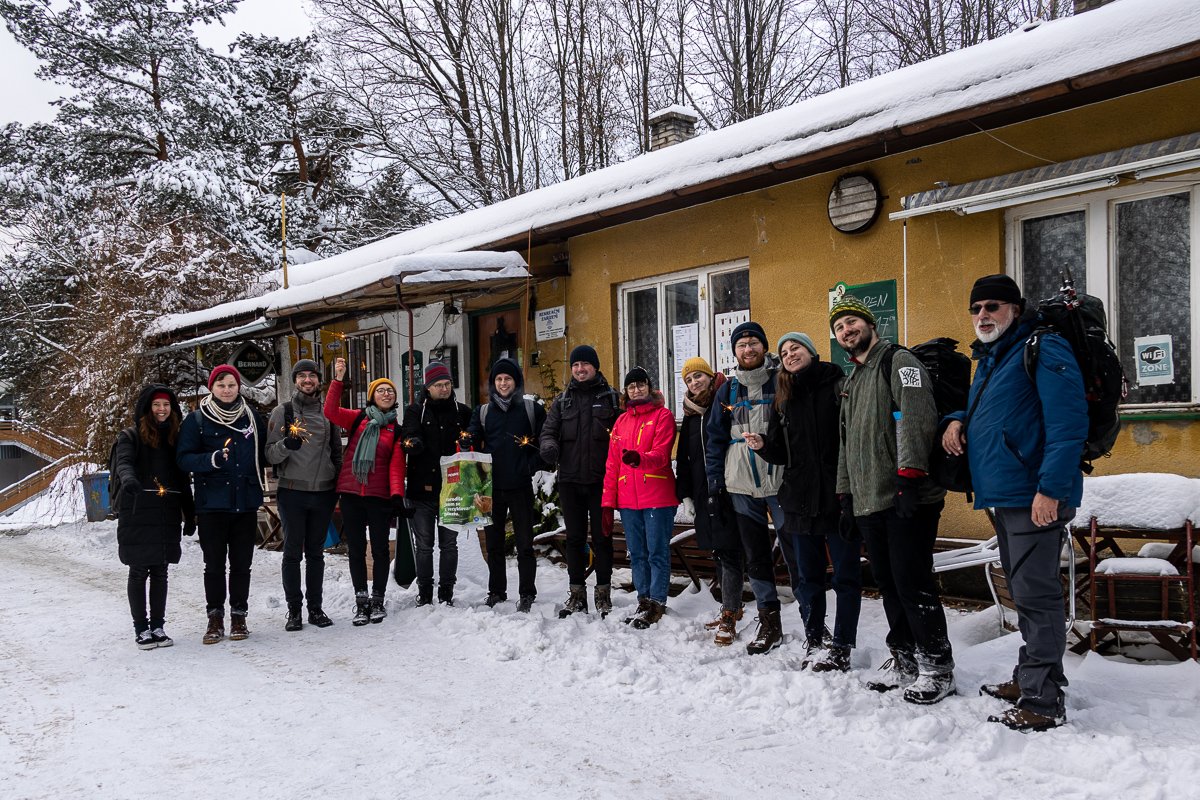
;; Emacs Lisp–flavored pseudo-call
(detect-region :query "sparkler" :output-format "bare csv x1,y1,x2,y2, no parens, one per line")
403,437,417,449
144,477,179,495
287,418,312,441
512,434,535,447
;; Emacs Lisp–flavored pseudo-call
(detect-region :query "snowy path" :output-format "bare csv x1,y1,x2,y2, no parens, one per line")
2,522,1199,800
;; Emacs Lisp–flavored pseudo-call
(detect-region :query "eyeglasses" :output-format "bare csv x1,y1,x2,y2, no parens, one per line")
374,387,396,395
969,301,1011,316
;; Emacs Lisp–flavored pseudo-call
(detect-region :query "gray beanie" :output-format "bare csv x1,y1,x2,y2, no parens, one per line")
291,358,321,380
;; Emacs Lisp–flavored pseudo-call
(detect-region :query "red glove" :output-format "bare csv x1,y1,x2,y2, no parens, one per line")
601,507,614,537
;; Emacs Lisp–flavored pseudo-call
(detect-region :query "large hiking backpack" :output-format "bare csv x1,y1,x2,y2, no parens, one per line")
1024,271,1127,473
882,337,972,419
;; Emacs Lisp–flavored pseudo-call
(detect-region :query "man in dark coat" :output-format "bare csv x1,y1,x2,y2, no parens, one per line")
400,361,472,606
466,357,546,612
538,344,621,616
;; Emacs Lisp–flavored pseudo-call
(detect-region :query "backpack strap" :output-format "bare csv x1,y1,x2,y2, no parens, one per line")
479,397,536,433
523,397,536,432
480,403,489,427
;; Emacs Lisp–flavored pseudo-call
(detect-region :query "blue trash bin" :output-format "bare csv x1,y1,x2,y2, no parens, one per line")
79,472,111,522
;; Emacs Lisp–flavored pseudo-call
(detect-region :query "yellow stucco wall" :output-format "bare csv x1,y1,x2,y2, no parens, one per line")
560,77,1200,538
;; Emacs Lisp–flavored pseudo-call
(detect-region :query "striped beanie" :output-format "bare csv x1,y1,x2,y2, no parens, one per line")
829,294,876,332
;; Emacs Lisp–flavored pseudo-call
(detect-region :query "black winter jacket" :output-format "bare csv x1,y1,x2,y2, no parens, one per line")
466,360,548,492
400,391,472,500
538,373,620,485
114,385,195,566
675,376,739,551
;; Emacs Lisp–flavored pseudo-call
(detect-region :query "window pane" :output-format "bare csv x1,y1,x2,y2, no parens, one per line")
1117,192,1191,404
665,280,699,416
1020,211,1086,304
711,269,750,315
625,287,660,386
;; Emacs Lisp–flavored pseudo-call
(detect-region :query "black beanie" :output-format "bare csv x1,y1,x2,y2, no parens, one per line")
623,366,652,388
291,358,320,380
970,274,1023,306
569,344,600,370
490,357,522,384
730,321,768,349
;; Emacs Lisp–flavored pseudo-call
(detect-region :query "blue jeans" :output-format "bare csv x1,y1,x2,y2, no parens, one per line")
621,507,675,604
731,493,788,609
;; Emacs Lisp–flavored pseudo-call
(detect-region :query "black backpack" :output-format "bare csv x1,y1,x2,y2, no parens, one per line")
882,337,972,419
1024,271,1127,473
106,427,138,517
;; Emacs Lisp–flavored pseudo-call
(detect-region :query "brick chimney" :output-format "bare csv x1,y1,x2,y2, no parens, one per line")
1073,0,1117,12
648,105,698,151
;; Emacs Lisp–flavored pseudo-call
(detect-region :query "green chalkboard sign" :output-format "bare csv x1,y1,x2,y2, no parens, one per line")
828,279,898,375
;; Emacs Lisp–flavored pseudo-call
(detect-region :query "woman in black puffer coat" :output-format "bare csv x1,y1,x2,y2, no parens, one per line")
112,384,195,650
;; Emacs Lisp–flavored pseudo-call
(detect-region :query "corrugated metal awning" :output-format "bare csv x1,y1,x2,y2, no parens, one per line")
891,132,1200,220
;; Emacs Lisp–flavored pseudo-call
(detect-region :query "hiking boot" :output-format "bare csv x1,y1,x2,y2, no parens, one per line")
746,609,783,655
594,584,612,618
416,586,433,607
202,613,224,645
800,638,825,670
369,596,387,623
558,584,589,618
811,644,852,673
624,597,652,625
631,600,665,630
988,705,1065,732
516,596,535,613
308,609,333,628
352,593,371,626
866,650,919,692
437,586,454,607
713,610,739,646
228,614,250,641
980,679,1021,704
285,607,303,632
705,606,743,630
903,671,957,705
485,592,507,608
136,629,158,650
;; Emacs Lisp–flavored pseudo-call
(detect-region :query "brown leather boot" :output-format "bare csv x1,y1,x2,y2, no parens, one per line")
745,608,783,655
632,600,665,630
228,614,250,641
704,606,743,630
980,679,1021,704
202,614,224,645
713,609,739,646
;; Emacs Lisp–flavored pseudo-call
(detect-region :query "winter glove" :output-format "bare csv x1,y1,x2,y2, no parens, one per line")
707,489,727,524
182,518,196,537
212,448,231,468
837,494,860,542
894,475,921,519
122,476,143,497
621,449,641,468
391,494,414,519
283,434,303,451
680,497,696,520
402,435,424,454
601,507,614,537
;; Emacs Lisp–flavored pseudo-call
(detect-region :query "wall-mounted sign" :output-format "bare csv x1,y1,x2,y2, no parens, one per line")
1134,334,1174,386
535,305,567,341
828,173,882,234
828,280,898,375
229,342,272,386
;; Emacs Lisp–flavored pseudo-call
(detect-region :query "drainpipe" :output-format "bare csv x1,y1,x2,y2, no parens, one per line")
395,284,416,405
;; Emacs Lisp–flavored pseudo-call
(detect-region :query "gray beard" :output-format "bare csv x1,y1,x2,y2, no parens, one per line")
975,318,1012,344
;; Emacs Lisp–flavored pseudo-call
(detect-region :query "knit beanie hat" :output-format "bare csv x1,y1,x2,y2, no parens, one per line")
490,357,521,384
681,357,714,381
777,332,819,360
970,274,1024,307
730,321,768,349
367,378,398,403
623,366,652,388
291,358,320,380
829,294,876,332
207,364,242,390
424,361,452,386
569,344,600,370
151,391,172,403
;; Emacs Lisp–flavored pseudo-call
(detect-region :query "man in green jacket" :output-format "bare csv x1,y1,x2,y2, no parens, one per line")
832,294,955,705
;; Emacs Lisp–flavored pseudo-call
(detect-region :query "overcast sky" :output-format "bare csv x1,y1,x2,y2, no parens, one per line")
0,0,313,125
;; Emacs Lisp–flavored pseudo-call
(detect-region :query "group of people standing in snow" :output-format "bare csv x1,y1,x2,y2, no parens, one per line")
113,273,1085,733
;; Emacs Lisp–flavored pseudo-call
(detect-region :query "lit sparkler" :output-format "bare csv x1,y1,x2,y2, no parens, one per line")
145,477,179,495
287,418,311,441
512,434,535,447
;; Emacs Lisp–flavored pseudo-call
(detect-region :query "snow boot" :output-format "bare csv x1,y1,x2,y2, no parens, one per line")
705,606,742,631
437,586,454,607
745,609,783,655
866,649,919,692
594,584,612,618
416,585,433,607
308,609,334,628
228,614,250,641
811,644,852,673
485,592,508,608
632,600,665,630
558,584,589,618
135,629,157,650
988,704,1065,732
516,596,535,613
202,612,224,645
352,593,371,626
713,610,739,646
980,679,1021,704
903,671,957,705
369,596,387,623
150,628,173,648
623,597,652,625
285,605,303,632
800,638,825,670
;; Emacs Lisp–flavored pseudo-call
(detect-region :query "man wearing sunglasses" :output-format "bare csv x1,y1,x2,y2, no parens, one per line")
942,274,1086,732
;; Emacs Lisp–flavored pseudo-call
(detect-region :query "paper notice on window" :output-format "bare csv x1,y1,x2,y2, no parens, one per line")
672,323,699,418
714,310,750,373
1134,334,1174,386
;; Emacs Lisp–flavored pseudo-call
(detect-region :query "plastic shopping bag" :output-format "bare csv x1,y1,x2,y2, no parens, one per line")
438,450,493,530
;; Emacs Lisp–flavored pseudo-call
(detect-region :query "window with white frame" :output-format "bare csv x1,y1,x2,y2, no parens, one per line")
617,261,750,417
1008,178,1198,407
344,330,391,409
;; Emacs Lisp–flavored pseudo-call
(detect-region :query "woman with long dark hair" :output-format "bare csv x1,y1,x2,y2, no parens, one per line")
112,384,195,649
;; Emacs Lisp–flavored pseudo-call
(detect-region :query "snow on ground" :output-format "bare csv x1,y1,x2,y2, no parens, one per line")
0,462,90,531
3,518,1200,800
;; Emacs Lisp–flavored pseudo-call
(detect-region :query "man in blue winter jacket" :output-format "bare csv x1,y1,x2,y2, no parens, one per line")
942,274,1087,732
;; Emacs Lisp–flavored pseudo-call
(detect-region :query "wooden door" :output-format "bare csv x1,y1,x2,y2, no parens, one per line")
472,307,521,404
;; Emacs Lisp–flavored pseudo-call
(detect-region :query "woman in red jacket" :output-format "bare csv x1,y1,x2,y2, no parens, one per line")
325,357,405,626
602,367,678,629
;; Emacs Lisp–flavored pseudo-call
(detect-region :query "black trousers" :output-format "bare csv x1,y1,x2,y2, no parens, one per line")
340,493,393,597
127,563,168,632
559,481,612,586
278,487,337,612
197,511,257,616
858,500,954,672
486,485,537,598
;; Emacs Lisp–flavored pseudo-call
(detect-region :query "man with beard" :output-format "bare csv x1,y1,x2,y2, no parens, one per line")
265,359,343,631
539,345,621,617
943,274,1086,731
704,321,793,655
832,295,955,704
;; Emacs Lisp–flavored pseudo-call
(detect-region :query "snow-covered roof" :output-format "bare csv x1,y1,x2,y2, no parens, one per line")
152,0,1200,340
